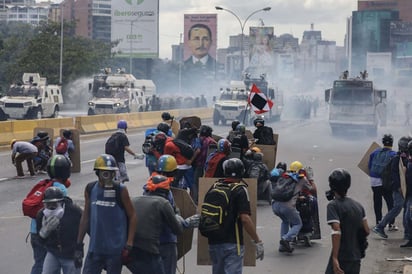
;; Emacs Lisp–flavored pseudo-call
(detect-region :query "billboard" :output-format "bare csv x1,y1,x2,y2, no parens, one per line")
248,27,275,77
182,14,217,92
111,0,159,58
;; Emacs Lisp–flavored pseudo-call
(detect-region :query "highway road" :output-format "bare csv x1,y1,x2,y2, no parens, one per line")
0,107,411,273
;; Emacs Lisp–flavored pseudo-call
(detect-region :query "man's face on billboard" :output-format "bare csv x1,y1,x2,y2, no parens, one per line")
188,27,211,59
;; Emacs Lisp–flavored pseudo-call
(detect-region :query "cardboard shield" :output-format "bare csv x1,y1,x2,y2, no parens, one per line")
358,142,380,176
197,178,257,266
59,128,81,173
179,116,201,129
252,134,279,171
171,187,197,260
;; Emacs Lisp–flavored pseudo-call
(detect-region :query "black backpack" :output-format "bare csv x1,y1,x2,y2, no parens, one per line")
381,155,396,191
105,132,123,156
199,180,247,239
271,173,297,202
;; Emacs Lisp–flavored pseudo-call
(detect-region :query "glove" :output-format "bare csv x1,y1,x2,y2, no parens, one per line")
121,245,133,265
74,243,84,269
134,154,145,160
254,241,264,260
183,214,200,229
39,216,60,238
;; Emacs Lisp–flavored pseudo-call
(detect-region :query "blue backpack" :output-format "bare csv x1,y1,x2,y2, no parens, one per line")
370,149,393,176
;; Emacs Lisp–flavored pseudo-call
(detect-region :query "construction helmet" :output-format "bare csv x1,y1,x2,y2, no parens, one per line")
276,162,287,171
231,120,240,131
10,139,17,149
223,158,245,178
161,112,172,121
47,155,71,180
382,134,393,146
236,124,246,134
398,136,411,152
200,125,213,137
43,186,64,203
290,161,303,172
328,168,351,194
157,154,177,173
93,154,119,171
157,122,170,135
253,117,265,127
217,139,232,154
250,147,261,153
117,120,128,130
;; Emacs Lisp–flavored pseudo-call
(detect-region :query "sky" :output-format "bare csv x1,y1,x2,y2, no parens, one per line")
158,0,358,59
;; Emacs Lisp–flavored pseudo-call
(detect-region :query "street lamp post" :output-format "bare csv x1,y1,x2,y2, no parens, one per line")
215,6,271,75
59,4,64,84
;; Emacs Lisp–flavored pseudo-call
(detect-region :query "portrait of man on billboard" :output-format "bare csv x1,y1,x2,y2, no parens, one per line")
184,23,217,71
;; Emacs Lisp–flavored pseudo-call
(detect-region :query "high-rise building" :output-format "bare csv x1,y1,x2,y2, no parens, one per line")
358,0,412,21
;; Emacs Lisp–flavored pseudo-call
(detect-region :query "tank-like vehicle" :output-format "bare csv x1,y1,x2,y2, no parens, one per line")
0,73,63,120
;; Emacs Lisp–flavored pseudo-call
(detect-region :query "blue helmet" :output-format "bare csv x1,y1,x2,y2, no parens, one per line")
117,120,128,130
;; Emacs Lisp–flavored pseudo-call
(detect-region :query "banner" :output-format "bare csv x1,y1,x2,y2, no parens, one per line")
248,83,273,114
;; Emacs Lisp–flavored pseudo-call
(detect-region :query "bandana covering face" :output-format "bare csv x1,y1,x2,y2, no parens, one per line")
43,203,65,219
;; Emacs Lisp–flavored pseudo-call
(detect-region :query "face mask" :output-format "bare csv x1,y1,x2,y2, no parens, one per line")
99,170,115,187
43,203,65,219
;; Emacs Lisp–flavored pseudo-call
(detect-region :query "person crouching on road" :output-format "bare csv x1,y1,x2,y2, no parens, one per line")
36,186,82,274
10,139,38,177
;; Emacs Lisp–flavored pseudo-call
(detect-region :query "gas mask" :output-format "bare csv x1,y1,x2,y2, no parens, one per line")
43,202,65,219
99,170,116,187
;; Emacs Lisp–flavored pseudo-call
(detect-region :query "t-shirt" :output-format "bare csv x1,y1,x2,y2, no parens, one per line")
111,132,130,163
326,197,366,262
208,180,251,246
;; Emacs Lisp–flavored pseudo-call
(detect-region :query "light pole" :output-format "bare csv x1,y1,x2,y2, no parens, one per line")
215,6,271,75
129,20,135,75
59,4,64,84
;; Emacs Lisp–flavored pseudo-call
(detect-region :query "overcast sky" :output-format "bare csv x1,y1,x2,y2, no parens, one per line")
158,0,358,59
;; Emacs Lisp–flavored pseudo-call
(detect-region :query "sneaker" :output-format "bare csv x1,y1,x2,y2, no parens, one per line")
14,175,26,179
388,224,399,232
279,239,294,253
372,226,388,239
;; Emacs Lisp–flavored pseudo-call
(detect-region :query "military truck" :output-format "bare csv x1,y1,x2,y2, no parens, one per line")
87,68,155,115
325,71,386,136
213,80,250,126
0,73,63,120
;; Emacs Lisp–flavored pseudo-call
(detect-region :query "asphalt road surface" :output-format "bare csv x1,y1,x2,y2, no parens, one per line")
0,107,411,273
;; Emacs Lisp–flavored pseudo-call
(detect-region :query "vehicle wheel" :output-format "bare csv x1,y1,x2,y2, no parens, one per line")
87,109,95,116
213,110,220,125
35,109,42,119
0,109,7,121
52,106,59,118
138,106,143,112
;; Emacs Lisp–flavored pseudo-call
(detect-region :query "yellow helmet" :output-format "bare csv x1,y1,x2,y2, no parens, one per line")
290,161,303,172
10,139,17,149
250,147,261,153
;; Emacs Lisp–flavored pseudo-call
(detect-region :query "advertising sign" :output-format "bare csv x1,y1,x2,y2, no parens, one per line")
248,27,275,73
111,0,159,58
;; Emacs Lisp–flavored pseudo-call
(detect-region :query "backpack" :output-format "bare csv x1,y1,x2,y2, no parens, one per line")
22,179,53,218
173,139,194,160
199,180,247,239
381,156,396,191
271,173,297,202
105,132,123,156
370,149,392,176
55,137,68,154
142,132,156,154
86,181,124,209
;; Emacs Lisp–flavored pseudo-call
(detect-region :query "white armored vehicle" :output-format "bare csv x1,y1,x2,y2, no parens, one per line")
213,80,250,125
0,73,63,120
87,68,155,115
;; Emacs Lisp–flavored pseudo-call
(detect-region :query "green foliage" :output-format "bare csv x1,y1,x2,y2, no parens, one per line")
0,21,115,89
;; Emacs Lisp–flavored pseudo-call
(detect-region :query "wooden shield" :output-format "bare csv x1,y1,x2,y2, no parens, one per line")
197,178,257,266
179,116,201,129
59,128,81,173
357,142,380,176
171,187,197,260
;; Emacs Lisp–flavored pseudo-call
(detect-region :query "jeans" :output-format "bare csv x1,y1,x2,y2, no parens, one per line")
405,198,412,240
15,152,36,176
82,252,122,274
377,189,404,230
272,201,302,241
41,252,80,274
371,185,394,225
126,248,165,274
160,243,177,274
30,233,47,274
209,243,244,274
117,162,129,183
